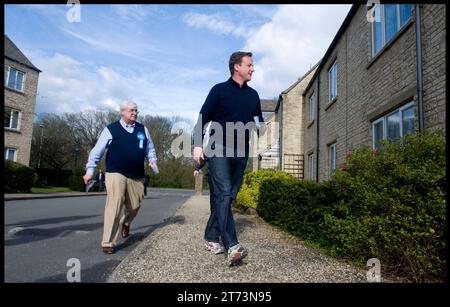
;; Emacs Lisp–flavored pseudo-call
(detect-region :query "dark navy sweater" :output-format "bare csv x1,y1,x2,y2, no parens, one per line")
105,121,147,179
194,77,264,157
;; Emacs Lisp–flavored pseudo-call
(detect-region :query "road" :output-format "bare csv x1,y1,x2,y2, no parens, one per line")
4,188,194,283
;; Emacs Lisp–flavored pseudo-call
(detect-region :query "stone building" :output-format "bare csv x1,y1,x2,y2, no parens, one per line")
276,64,318,178
302,4,445,181
4,35,41,166
250,99,279,171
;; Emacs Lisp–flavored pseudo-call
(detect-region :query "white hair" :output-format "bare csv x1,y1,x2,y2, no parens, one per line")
120,101,138,114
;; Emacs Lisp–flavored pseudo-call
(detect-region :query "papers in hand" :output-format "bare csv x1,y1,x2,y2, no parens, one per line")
253,116,261,129
254,116,266,136
86,180,96,192
150,164,159,174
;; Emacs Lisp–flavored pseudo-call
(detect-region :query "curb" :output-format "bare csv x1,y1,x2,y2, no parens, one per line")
4,192,107,201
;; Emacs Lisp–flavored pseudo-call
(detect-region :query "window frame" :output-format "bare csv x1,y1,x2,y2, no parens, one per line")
328,142,336,177
372,101,415,149
4,65,26,92
5,106,22,130
371,4,413,56
328,61,338,102
4,147,17,162
308,92,315,122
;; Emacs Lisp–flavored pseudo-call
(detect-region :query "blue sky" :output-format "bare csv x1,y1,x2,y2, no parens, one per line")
5,4,351,123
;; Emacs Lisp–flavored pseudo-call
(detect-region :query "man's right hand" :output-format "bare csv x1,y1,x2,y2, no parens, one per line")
83,174,93,185
193,146,204,165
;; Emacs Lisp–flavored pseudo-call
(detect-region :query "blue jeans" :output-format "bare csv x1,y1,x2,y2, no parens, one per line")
204,157,248,250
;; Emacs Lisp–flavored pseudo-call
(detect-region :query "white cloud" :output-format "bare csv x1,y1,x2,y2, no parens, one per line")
182,12,253,38
30,51,211,123
243,4,352,98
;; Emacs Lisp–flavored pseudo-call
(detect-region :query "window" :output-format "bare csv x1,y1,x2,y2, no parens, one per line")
328,61,338,102
308,93,315,122
372,101,415,150
372,4,413,56
4,106,21,130
308,153,315,180
4,65,25,92
4,148,17,162
328,143,336,176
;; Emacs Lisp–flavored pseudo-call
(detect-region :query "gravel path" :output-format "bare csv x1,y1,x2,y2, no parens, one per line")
108,195,370,283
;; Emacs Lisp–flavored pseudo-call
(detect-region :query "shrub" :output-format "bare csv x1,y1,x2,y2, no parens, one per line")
236,170,294,209
325,130,446,281
5,160,37,193
68,166,86,191
255,131,445,281
258,178,338,243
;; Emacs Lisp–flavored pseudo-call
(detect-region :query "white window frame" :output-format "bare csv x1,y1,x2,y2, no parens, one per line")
308,153,315,180
371,4,413,56
4,65,26,92
308,92,315,122
328,61,338,102
5,147,17,162
372,101,415,149
5,106,22,130
328,142,336,176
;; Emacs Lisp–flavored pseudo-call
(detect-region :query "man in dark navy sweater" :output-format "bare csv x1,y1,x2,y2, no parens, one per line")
83,101,158,254
193,51,264,266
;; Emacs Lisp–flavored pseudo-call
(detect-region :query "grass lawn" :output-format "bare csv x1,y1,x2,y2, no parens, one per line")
31,186,72,193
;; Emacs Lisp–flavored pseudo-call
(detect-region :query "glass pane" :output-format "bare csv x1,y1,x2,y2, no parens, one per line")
309,96,314,120
16,72,24,91
387,111,401,142
5,107,11,127
373,6,383,54
330,145,336,171
373,120,384,150
400,4,412,26
4,148,7,159
329,64,337,100
329,69,333,100
4,66,8,86
11,111,19,129
333,64,337,98
402,105,415,136
7,149,15,161
385,4,398,42
7,69,16,88
309,155,314,179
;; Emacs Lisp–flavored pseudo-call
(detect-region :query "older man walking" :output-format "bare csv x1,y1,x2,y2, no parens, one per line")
83,101,158,254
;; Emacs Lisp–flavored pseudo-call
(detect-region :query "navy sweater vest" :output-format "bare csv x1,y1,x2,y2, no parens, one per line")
105,121,147,179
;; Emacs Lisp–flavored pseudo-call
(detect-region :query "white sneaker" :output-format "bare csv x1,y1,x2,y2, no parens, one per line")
204,241,225,254
227,244,248,266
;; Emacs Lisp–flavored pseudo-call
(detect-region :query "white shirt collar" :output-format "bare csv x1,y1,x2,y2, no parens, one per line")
120,118,136,128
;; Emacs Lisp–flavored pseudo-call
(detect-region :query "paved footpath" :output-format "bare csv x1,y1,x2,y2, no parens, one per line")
108,195,375,283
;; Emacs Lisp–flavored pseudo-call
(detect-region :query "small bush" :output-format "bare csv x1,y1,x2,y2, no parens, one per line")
236,170,294,209
5,160,37,193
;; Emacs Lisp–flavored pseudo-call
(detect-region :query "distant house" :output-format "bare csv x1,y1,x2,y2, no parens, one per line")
302,4,446,181
250,99,279,171
251,65,318,178
4,35,41,166
276,64,318,178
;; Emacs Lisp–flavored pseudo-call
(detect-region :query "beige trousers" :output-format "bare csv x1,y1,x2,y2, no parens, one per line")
102,172,144,247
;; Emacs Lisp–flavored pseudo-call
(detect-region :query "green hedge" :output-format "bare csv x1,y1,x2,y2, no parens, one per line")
326,131,446,281
236,170,294,209
255,131,445,282
68,166,86,192
5,160,37,193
